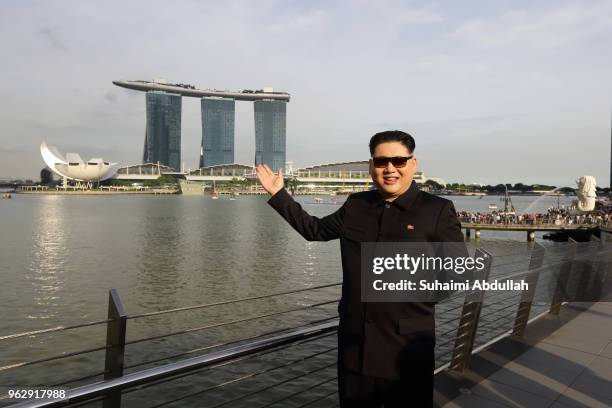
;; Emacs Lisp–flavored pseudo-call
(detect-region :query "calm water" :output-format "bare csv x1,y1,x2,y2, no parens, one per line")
0,193,575,405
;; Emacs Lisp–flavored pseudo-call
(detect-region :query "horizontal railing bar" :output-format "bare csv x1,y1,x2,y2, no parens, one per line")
491,259,529,268
126,299,339,346
487,252,530,258
128,282,342,320
435,338,457,348
123,332,339,401
482,294,522,310
261,376,338,408
0,345,109,373
58,396,104,408
479,311,519,324
0,319,111,342
491,266,530,277
476,312,519,333
437,289,474,303
206,362,337,408
437,325,462,339
479,306,519,323
148,348,337,408
7,321,338,408
436,312,467,327
124,315,339,370
437,301,468,314
483,291,521,305
488,258,572,282
51,370,108,387
436,348,455,358
295,388,338,408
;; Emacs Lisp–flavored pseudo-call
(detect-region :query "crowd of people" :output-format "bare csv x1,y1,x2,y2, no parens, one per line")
457,207,612,226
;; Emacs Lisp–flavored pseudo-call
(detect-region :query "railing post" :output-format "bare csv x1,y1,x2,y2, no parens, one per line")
103,289,127,408
512,242,545,337
449,248,492,372
588,235,612,302
602,235,612,297
550,238,577,315
574,236,602,300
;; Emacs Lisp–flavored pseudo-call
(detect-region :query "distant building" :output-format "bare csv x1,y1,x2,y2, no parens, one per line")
254,100,287,172
200,97,235,167
114,80,291,171
115,163,177,180
188,163,254,180
144,91,182,171
40,142,117,181
292,161,445,187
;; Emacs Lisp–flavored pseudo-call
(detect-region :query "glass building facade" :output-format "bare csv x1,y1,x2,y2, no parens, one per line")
254,100,287,172
143,91,182,171
200,97,235,167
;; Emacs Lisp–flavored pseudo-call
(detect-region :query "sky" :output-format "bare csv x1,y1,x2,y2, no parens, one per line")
1,0,611,186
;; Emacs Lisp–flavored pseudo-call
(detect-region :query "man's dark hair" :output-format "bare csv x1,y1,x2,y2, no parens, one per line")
369,130,415,156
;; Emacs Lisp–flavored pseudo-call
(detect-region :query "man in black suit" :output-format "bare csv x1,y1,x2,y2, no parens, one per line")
256,130,464,407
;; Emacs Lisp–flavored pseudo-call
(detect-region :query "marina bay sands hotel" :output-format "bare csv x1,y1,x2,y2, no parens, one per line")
112,80,290,172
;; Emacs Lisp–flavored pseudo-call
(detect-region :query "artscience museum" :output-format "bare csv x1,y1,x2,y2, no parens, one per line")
40,142,117,182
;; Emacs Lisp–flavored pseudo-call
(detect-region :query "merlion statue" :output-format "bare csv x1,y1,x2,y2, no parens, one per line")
575,175,597,212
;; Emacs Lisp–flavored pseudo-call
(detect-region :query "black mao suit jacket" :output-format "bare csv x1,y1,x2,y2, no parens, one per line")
268,181,465,380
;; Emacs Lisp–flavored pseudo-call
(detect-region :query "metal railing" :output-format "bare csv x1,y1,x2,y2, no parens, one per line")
2,235,612,408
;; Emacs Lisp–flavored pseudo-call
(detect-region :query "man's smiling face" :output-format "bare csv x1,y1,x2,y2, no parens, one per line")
369,141,417,201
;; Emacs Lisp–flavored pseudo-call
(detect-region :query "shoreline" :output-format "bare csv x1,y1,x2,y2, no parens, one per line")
16,189,178,195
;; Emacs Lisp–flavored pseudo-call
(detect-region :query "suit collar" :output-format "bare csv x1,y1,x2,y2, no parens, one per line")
369,181,419,211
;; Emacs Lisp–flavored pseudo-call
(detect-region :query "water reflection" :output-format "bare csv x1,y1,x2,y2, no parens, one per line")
27,196,67,320
136,198,184,309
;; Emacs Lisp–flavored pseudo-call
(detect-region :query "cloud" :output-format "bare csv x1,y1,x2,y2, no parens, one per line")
0,1,610,185
394,6,444,24
38,27,69,52
451,2,612,49
266,9,327,34
104,91,117,102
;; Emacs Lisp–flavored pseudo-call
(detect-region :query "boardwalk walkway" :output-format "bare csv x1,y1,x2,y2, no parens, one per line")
437,302,612,407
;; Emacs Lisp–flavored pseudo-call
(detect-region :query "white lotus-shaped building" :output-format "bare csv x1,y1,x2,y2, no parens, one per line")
40,142,117,181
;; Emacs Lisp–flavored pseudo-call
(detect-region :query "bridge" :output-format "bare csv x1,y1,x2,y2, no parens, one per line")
461,222,603,241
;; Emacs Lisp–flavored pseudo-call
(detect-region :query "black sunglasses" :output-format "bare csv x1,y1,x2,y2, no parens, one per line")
371,156,413,168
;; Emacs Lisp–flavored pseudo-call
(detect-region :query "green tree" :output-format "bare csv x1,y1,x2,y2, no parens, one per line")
424,179,444,191
286,177,300,195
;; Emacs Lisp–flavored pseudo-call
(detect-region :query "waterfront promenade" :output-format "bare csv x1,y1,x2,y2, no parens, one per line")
458,209,611,241
461,222,602,241
438,302,612,407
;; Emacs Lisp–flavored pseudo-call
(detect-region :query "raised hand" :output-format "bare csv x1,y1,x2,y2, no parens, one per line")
256,164,284,195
